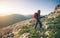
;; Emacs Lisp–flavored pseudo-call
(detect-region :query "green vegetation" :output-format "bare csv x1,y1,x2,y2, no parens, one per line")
18,15,60,38
18,24,47,38
46,15,60,38
29,20,36,26
18,25,30,35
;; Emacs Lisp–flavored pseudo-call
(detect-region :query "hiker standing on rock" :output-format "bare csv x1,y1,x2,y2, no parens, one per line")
33,10,42,29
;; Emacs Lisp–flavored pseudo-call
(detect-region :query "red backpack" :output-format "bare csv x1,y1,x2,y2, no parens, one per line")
33,13,37,20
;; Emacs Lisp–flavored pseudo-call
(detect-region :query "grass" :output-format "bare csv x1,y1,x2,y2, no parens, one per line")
18,15,60,38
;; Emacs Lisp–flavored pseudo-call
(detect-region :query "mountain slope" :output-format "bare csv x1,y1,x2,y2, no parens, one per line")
0,13,60,38
0,14,32,28
0,4,60,38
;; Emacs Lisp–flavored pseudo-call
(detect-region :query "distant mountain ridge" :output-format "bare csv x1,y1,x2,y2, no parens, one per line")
0,14,32,28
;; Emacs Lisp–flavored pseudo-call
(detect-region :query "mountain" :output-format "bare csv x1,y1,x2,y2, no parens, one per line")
25,15,33,18
0,14,33,28
0,4,60,38
48,4,60,18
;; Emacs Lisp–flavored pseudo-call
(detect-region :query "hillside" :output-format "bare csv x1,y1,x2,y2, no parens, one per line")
0,4,60,38
0,14,32,28
48,4,60,18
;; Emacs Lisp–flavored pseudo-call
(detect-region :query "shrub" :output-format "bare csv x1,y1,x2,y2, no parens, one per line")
18,25,30,35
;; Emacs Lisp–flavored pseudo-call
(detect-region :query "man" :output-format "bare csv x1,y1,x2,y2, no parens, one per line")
34,10,42,29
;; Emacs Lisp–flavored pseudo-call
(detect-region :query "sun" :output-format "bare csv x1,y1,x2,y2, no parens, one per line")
0,6,7,16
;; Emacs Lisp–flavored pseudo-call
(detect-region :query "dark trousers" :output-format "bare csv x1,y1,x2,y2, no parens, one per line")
35,20,42,29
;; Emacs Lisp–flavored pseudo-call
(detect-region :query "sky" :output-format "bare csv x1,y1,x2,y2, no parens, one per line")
0,0,60,16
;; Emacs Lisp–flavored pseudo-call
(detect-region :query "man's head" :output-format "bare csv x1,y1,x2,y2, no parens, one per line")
37,10,41,14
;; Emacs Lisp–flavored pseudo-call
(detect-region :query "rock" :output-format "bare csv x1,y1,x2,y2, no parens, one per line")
55,4,60,10
9,33,14,37
20,33,29,38
0,33,2,38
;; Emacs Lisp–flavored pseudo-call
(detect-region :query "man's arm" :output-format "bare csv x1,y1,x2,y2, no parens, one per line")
40,16,45,19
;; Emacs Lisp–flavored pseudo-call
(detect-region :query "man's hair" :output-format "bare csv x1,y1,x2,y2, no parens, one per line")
38,10,41,13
